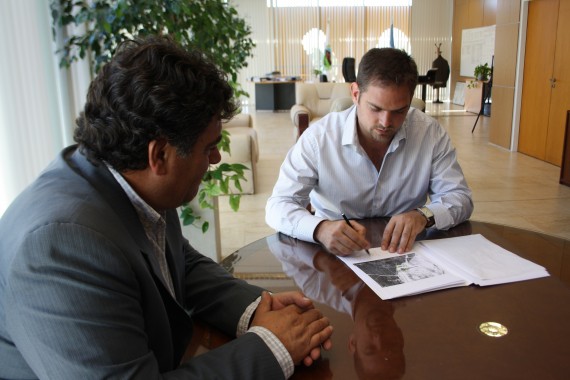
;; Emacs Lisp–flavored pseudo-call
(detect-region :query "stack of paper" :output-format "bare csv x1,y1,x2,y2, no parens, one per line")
339,234,549,300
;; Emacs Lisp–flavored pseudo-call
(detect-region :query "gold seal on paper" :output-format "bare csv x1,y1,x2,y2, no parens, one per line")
479,322,508,337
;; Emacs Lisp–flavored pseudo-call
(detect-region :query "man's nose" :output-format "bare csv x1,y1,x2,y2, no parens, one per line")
378,110,394,127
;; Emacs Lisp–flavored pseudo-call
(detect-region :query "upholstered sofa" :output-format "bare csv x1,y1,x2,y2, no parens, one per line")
290,82,426,137
219,113,258,194
290,82,353,137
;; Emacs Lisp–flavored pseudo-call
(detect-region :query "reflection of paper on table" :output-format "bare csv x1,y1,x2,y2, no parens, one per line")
339,234,549,300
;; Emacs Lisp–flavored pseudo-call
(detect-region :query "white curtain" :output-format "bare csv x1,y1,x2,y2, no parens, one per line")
0,0,89,216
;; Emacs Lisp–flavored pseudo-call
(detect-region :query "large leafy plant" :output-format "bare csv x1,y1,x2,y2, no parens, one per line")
50,0,255,232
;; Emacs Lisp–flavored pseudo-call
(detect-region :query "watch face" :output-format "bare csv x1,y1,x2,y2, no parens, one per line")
421,207,434,218
418,207,435,227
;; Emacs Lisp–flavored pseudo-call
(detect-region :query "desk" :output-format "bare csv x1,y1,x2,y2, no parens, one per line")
254,81,297,111
193,220,570,378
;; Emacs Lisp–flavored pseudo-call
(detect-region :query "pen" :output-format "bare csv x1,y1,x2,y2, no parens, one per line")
341,213,371,255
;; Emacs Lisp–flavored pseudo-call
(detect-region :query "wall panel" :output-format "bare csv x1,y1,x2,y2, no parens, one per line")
489,86,515,148
493,23,519,87
452,0,521,150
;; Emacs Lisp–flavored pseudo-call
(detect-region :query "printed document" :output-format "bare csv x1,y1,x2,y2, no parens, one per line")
338,234,549,300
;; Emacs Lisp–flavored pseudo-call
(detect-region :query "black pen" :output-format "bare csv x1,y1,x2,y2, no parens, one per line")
341,213,371,255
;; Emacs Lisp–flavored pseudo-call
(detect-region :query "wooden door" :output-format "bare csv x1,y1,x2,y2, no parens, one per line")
518,0,558,161
545,0,570,165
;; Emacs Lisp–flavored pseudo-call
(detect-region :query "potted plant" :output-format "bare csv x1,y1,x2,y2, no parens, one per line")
50,0,255,232
473,63,492,81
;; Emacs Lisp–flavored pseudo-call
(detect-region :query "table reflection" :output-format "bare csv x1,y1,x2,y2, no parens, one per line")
268,234,405,379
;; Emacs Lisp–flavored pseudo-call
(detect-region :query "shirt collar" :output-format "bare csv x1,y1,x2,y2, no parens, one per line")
342,105,359,148
105,163,166,232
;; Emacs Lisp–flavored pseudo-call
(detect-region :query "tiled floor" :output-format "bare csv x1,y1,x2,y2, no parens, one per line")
218,102,570,258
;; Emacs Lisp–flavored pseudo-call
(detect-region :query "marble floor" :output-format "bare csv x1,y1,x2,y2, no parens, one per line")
218,102,570,258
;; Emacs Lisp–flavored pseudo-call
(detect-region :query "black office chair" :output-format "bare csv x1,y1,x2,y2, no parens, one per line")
342,57,356,83
431,55,450,103
417,68,437,102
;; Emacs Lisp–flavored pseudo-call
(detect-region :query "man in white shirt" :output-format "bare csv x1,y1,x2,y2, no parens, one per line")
266,48,473,255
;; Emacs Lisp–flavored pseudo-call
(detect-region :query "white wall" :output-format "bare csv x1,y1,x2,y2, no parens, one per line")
232,0,274,105
410,0,454,101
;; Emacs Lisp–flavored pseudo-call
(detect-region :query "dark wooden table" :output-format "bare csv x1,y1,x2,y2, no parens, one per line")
196,220,570,379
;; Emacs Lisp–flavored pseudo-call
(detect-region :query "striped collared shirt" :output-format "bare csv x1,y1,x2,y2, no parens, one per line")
106,164,175,297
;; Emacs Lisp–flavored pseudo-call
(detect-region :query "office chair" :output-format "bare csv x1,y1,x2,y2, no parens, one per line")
342,58,356,83
431,54,450,103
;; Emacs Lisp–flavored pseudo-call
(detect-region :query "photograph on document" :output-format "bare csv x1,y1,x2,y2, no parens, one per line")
354,253,445,288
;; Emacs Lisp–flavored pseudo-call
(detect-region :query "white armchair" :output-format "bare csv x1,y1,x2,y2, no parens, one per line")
219,113,258,194
290,82,353,138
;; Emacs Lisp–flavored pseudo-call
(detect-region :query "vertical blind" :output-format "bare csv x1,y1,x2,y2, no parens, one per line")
0,1,67,215
268,5,411,82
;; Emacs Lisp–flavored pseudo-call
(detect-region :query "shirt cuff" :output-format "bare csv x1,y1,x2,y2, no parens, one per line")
248,326,294,379
237,297,261,336
294,214,325,243
238,297,294,378
428,203,454,230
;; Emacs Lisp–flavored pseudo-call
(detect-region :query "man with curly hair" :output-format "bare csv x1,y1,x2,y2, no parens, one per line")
0,36,332,379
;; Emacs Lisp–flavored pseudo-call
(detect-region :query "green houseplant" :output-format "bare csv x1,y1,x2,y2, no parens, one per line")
50,0,255,232
473,63,492,81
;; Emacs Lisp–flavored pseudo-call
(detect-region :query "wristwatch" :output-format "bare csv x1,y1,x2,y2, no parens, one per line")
416,206,435,228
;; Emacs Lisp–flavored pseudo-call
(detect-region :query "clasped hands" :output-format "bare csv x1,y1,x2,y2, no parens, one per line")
251,291,333,367
314,210,427,256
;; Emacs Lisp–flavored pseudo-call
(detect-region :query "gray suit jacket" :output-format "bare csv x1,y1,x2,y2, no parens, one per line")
0,146,284,379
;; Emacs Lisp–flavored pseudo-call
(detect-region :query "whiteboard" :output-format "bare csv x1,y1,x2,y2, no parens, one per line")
460,25,495,77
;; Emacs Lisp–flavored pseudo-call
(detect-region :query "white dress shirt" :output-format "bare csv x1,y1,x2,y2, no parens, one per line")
266,105,473,243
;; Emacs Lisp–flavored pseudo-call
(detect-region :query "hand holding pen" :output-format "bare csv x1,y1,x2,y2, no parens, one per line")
341,214,371,255
313,215,371,256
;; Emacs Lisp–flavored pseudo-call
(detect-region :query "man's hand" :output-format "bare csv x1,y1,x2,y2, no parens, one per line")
251,292,333,366
381,210,427,253
313,251,360,293
270,291,314,311
314,220,370,256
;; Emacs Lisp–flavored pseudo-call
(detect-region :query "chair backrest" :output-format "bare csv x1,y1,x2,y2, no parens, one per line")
432,55,450,87
342,57,356,82
418,68,438,85
295,82,352,118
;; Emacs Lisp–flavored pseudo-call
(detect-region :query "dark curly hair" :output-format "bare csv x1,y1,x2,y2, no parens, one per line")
356,48,418,96
74,36,238,171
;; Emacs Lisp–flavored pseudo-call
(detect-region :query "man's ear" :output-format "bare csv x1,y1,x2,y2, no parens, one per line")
350,82,360,104
348,333,356,354
148,138,169,175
